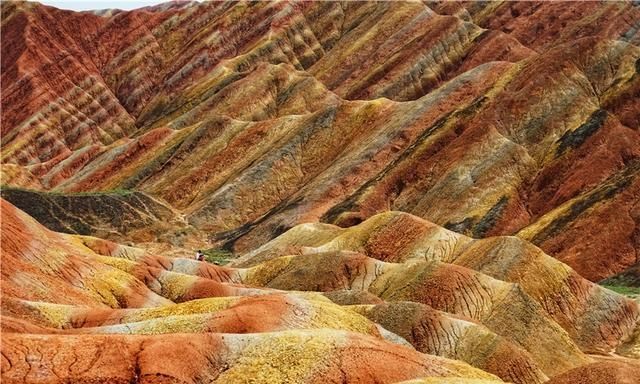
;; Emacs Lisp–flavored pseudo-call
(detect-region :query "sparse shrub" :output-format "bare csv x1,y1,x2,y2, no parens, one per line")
202,248,233,265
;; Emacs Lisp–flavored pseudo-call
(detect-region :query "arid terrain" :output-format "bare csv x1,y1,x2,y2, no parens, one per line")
1,1,640,383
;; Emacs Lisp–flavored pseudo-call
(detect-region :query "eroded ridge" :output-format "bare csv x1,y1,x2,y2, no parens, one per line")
2,201,639,383
2,0,639,281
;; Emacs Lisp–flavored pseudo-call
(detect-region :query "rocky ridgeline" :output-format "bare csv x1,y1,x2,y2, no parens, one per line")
2,1,640,383
2,1,639,281
2,200,640,383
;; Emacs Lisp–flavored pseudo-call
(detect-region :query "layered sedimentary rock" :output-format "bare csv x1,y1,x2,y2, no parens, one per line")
0,187,191,243
351,302,549,384
3,200,639,383
1,200,506,383
0,200,169,307
2,0,640,382
2,0,639,282
233,212,639,359
2,330,503,384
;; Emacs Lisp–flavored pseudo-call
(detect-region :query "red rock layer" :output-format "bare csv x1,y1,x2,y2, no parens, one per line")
0,201,506,383
545,360,640,384
2,2,640,382
1,1,638,279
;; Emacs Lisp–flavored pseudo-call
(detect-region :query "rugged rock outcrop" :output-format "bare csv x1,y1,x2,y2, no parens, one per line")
2,0,640,382
0,187,190,243
2,0,639,281
3,201,639,383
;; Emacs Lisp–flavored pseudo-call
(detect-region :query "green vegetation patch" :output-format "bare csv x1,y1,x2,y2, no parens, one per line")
202,248,234,265
601,285,640,297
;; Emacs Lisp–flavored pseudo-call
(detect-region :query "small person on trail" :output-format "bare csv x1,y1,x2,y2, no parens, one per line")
195,250,205,261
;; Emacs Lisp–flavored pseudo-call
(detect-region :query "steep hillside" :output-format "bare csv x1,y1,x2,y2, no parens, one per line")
2,0,639,281
2,1,640,382
0,187,194,244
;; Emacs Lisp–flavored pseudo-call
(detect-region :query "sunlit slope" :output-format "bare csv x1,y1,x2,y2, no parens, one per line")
2,1,639,281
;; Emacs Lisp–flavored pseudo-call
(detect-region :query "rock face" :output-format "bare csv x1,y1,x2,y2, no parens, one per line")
1,199,503,383
2,0,639,282
0,187,189,243
2,201,639,383
2,0,640,383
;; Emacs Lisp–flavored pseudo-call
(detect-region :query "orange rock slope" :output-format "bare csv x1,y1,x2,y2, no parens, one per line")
0,199,503,383
2,0,639,281
2,200,640,383
2,0,640,382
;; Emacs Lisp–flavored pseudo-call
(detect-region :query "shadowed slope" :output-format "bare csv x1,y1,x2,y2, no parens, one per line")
602,262,640,289
0,187,190,243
